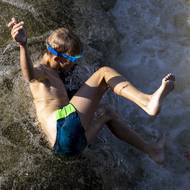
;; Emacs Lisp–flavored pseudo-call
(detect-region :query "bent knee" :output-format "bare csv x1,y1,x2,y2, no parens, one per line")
94,66,113,88
97,66,114,75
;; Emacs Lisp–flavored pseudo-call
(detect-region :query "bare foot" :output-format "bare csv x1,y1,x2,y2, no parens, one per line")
146,135,166,164
146,73,175,116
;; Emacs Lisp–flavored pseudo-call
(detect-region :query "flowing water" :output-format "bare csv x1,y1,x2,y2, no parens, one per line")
0,0,190,189
111,0,190,189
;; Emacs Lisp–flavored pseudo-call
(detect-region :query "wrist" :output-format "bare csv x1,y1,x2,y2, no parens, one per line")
19,42,27,48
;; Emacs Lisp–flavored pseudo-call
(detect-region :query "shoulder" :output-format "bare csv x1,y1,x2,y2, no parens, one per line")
31,63,47,82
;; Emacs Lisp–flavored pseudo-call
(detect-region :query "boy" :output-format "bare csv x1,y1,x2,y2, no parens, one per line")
8,17,175,163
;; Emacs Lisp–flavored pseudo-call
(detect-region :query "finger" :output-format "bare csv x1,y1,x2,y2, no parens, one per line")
11,25,22,35
7,20,16,28
169,75,175,81
12,28,20,37
12,31,19,39
12,17,17,23
164,73,175,80
7,17,18,28
12,24,24,32
11,26,24,37
12,21,24,30
11,25,20,35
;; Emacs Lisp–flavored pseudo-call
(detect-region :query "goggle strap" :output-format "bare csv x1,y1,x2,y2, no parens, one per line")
47,44,82,63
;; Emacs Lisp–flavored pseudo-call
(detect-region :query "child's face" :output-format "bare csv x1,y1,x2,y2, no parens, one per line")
46,42,82,71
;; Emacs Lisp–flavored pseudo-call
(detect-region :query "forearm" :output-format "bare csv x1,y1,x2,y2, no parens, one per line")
19,44,34,81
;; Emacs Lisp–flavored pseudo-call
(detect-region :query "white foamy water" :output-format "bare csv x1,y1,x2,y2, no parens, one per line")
111,0,190,189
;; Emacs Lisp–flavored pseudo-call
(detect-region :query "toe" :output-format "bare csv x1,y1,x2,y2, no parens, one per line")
164,73,175,81
170,75,175,81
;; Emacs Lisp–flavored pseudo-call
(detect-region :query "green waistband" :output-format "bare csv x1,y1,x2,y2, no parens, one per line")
56,103,76,120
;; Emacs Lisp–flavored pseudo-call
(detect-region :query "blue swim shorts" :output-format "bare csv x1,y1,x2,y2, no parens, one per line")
53,103,87,156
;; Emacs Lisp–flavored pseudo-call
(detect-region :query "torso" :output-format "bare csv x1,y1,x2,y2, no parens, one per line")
30,64,69,147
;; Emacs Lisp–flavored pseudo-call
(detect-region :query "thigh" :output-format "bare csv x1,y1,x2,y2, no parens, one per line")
70,69,108,130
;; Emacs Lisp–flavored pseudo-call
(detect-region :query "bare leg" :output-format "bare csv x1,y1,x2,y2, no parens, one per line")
86,106,165,164
118,73,175,115
106,112,165,164
70,66,175,130
85,108,111,143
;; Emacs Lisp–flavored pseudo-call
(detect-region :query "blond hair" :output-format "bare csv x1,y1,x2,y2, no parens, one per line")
47,27,82,55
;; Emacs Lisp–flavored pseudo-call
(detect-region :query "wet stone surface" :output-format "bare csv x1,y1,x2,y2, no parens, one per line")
0,0,131,189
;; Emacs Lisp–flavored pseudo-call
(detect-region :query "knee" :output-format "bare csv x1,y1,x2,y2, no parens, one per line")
96,66,113,89
97,66,115,82
97,66,113,76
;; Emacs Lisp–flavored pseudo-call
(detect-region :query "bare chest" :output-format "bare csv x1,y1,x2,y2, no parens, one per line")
30,69,69,101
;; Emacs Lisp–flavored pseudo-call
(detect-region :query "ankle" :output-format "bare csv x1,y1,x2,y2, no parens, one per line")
144,94,160,116
145,94,152,105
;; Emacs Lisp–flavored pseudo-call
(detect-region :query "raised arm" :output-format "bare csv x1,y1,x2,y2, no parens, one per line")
8,18,34,82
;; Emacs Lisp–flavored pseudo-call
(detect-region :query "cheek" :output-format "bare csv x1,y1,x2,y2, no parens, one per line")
50,58,60,68
54,62,60,68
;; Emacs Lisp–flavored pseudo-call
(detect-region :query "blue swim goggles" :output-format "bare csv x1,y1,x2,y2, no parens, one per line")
47,44,82,63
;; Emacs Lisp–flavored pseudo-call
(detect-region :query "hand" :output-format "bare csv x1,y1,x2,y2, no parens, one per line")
7,17,27,46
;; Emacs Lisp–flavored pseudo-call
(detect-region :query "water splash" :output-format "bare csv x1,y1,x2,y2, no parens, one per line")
111,0,190,189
